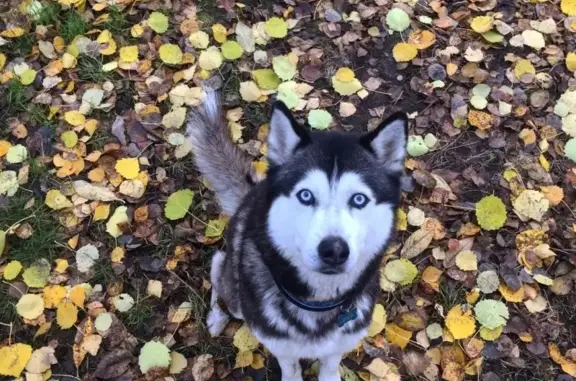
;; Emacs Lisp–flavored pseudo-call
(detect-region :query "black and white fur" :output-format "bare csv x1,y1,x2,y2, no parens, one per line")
187,91,407,381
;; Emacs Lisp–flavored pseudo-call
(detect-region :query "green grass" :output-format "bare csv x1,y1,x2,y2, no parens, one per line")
120,295,153,331
0,34,35,58
86,126,119,150
0,192,60,266
28,104,57,129
0,284,17,324
77,54,117,83
59,10,88,43
103,6,129,34
34,2,62,26
92,259,117,285
245,103,268,127
0,81,27,127
437,281,466,313
222,67,241,100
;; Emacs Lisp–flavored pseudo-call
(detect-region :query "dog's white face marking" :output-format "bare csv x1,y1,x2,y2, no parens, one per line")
268,169,393,280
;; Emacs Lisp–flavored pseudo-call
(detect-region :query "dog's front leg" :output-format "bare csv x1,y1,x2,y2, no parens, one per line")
277,357,303,381
318,354,342,381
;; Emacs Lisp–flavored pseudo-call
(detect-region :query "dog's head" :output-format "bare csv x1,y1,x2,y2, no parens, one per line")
265,101,407,279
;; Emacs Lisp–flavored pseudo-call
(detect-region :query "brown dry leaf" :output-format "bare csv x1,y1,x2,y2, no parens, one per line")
421,266,443,291
468,110,493,130
400,228,434,259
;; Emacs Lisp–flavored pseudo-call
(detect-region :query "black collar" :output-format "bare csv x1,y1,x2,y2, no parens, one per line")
273,276,359,327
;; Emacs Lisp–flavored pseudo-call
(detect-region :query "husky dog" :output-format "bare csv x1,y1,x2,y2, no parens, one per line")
187,90,407,381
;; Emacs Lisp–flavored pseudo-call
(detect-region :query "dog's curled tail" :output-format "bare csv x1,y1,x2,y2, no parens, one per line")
187,90,256,216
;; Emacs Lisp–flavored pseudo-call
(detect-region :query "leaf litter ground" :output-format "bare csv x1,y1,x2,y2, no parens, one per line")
1,0,576,380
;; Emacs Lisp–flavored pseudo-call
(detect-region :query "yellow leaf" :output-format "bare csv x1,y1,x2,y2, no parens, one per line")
479,325,502,341
562,0,576,16
252,353,266,370
396,209,407,231
549,343,576,376
212,23,227,43
45,189,73,210
234,350,253,369
408,29,436,50
498,283,524,303
455,250,478,271
514,59,535,80
64,111,86,126
540,185,564,206
159,44,183,65
106,206,129,238
335,67,355,82
470,16,493,33
233,324,259,352
199,47,224,71
93,204,110,221
19,69,36,85
513,190,549,221
0,140,13,157
119,45,138,63
97,30,117,55
367,303,387,336
189,30,210,49
0,27,26,38
111,247,125,263
43,285,67,309
16,294,45,320
0,343,32,377
57,301,78,329
392,42,418,62
421,266,442,291
385,323,412,349
70,285,86,308
445,305,476,339
131,24,144,37
61,130,78,148
3,260,22,280
54,259,69,273
115,158,140,179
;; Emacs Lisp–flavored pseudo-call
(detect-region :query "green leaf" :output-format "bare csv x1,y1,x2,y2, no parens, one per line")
164,190,194,220
475,195,507,230
474,299,509,329
383,258,418,286
252,69,281,90
148,12,169,34
482,31,504,43
0,171,19,197
139,341,171,374
264,17,288,38
307,109,333,130
407,135,429,157
272,55,296,81
386,8,410,32
205,218,227,238
22,258,51,288
221,40,244,60
6,144,28,164
566,138,576,162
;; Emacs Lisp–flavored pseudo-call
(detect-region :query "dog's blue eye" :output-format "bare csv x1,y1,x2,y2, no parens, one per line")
296,189,315,206
350,193,369,209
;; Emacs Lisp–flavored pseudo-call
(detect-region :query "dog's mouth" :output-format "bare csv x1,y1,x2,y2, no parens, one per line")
318,265,345,275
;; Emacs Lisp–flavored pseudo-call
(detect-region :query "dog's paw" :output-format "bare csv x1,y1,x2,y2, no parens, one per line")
207,307,229,337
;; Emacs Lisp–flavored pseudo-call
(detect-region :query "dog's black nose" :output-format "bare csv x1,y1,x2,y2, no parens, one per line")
318,236,349,266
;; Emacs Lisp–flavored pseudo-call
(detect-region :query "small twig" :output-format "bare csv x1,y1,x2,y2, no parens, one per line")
168,270,204,301
51,374,82,381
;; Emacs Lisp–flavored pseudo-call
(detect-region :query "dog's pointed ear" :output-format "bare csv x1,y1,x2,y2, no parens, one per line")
360,112,408,172
267,101,310,166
